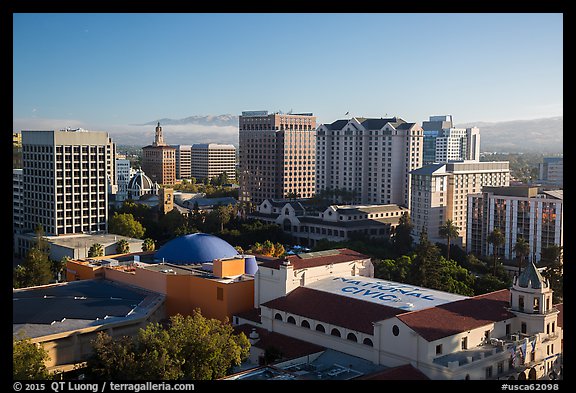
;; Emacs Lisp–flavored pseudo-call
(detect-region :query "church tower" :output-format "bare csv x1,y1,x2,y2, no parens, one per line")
153,121,166,146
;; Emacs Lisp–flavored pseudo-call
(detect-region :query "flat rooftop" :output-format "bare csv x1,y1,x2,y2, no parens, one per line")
13,279,164,339
305,276,468,311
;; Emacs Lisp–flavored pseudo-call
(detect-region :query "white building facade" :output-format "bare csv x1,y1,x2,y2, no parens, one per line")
422,115,480,165
410,161,510,246
191,143,236,181
316,117,423,207
236,250,562,380
173,144,192,180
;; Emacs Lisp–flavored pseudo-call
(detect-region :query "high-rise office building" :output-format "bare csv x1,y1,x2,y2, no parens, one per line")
141,122,176,185
410,161,510,246
13,169,24,234
191,143,236,181
114,154,135,202
422,115,480,165
19,128,115,236
239,111,316,204
173,145,192,180
467,186,563,264
316,116,423,207
538,157,563,188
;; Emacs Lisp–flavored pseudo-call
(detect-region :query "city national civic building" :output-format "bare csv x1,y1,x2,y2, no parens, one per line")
234,249,562,380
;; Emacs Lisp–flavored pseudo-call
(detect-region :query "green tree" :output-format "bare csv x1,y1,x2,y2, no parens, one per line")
142,238,156,252
212,204,234,232
85,310,250,380
13,336,53,380
541,245,563,303
513,237,530,275
474,273,510,295
272,243,285,257
437,258,475,296
52,256,69,282
393,212,413,256
116,239,130,254
409,229,442,289
373,255,412,282
109,212,145,239
88,243,104,258
14,226,53,288
487,228,505,275
261,240,275,256
439,219,460,262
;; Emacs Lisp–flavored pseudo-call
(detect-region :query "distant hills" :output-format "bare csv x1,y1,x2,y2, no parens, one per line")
114,115,562,154
455,116,563,154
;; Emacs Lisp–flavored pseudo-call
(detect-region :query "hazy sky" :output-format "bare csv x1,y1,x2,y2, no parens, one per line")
13,13,563,132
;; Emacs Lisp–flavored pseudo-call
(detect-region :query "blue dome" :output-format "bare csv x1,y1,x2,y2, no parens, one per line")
155,233,238,265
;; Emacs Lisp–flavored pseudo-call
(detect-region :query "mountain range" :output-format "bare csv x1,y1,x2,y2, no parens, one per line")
114,115,562,154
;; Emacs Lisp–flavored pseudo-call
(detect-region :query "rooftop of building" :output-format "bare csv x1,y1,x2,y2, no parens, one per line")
13,279,164,339
225,349,386,380
359,364,430,380
396,289,515,342
261,286,406,335
191,143,236,149
258,248,370,270
41,233,143,248
154,233,239,265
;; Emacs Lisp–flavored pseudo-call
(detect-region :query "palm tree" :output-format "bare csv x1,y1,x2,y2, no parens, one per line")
116,239,130,254
439,219,460,261
514,237,530,275
88,243,104,258
142,238,155,252
487,228,505,275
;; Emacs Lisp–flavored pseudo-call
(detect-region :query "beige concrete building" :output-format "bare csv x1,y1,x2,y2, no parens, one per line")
20,128,115,236
316,116,423,207
410,161,510,246
191,143,236,181
173,144,192,180
141,122,176,185
239,111,316,204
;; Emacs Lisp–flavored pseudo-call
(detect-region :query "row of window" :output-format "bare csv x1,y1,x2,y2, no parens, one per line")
273,313,373,347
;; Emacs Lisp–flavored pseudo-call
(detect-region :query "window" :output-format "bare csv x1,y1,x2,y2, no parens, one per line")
506,323,511,336
363,338,373,347
287,316,296,324
519,296,524,310
461,337,468,350
315,324,325,333
392,325,399,336
331,328,341,337
498,361,504,374
486,366,493,379
216,287,223,301
521,322,527,334
346,333,357,342
274,313,283,321
436,344,443,355
301,320,310,329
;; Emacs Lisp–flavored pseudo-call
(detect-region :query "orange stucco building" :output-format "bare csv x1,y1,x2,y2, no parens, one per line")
66,255,255,322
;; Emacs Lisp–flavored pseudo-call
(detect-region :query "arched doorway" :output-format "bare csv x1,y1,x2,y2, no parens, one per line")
518,371,527,380
528,367,537,380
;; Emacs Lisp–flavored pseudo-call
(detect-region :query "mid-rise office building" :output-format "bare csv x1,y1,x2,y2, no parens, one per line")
410,161,510,246
538,157,563,188
239,111,316,204
467,186,563,265
141,122,176,185
422,115,480,165
18,128,115,237
316,116,423,207
191,143,236,181
173,144,192,180
13,169,24,234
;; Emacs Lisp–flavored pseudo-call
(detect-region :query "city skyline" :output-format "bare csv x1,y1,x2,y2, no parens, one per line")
13,13,563,139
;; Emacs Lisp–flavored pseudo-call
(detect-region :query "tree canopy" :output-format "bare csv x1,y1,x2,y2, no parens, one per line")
85,310,250,380
109,212,145,239
13,337,53,380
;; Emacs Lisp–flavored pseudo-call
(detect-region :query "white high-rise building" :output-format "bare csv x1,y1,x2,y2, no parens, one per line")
191,143,236,181
174,144,192,180
20,128,115,237
410,161,510,246
316,116,423,207
422,115,480,165
114,154,134,202
13,169,24,234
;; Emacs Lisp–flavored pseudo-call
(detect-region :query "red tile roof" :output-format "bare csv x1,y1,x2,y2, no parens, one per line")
259,248,370,270
234,324,325,360
360,364,429,380
235,307,262,324
261,287,406,334
397,289,515,342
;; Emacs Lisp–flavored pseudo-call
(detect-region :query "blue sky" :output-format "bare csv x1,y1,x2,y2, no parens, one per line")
13,13,563,133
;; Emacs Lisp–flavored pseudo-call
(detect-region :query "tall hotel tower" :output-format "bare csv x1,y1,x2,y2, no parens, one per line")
141,122,176,186
316,116,423,207
239,111,316,204
20,128,116,236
